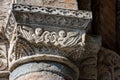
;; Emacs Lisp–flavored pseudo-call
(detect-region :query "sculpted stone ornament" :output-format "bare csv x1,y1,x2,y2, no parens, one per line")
3,3,101,80
0,1,119,80
0,46,7,71
19,26,86,48
0,29,8,71
4,3,95,80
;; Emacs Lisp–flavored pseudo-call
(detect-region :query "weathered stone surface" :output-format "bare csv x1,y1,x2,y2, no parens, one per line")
13,0,78,10
10,62,77,80
6,3,95,80
98,47,120,80
0,71,9,80
6,4,92,66
0,30,8,71
0,0,12,30
0,1,119,80
16,72,66,80
78,35,101,80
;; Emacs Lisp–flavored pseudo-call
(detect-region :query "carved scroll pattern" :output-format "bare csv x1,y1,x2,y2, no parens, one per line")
13,4,92,19
18,26,86,48
8,25,86,63
98,48,120,80
5,14,16,41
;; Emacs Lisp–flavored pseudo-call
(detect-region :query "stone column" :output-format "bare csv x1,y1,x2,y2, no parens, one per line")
6,4,92,80
10,61,78,80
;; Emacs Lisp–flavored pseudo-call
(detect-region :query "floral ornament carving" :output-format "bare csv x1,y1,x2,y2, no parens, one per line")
19,26,86,48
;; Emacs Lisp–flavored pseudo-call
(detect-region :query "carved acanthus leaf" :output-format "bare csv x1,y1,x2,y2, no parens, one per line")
0,45,8,71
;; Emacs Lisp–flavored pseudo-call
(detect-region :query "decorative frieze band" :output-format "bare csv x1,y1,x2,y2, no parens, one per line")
13,4,92,19
18,26,86,48
12,4,92,29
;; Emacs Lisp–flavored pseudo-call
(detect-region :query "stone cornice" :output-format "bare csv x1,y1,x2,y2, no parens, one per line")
12,4,92,29
13,4,92,19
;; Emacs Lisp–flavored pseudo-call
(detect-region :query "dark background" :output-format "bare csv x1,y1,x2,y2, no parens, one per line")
77,0,118,54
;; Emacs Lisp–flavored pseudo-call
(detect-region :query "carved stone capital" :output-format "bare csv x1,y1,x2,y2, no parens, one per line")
6,4,92,62
5,4,101,80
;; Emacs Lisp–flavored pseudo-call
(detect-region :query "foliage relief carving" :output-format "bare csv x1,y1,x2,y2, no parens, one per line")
19,26,86,48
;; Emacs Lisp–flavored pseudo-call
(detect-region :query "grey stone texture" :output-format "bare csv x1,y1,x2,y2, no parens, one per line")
10,62,77,80
14,0,78,10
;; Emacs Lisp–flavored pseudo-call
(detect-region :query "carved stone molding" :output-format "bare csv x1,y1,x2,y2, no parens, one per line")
98,48,120,80
13,4,92,19
79,35,101,80
10,59,79,80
